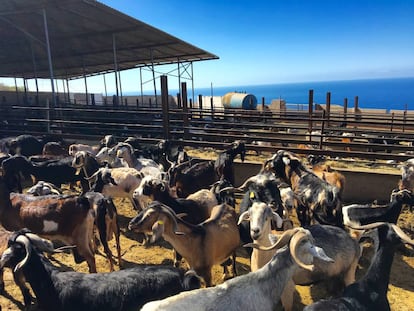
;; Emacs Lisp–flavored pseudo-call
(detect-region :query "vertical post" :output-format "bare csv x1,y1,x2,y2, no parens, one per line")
198,94,203,119
262,97,266,123
326,91,331,127
66,79,70,104
43,8,56,119
177,58,181,95
181,82,189,139
112,34,119,106
403,110,407,132
161,75,170,139
118,71,123,106
189,98,193,109
83,64,89,105
14,77,20,105
390,112,394,131
103,74,108,104
210,96,214,119
308,89,314,131
319,110,326,150
139,67,144,106
177,93,181,108
150,49,158,106
354,96,360,121
191,62,195,105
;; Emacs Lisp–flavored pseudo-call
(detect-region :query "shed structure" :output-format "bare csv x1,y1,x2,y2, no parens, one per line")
0,0,218,103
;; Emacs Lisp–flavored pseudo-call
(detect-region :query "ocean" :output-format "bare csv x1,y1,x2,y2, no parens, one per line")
189,77,414,111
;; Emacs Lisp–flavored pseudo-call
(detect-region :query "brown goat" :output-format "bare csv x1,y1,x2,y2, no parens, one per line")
0,176,96,273
129,202,240,286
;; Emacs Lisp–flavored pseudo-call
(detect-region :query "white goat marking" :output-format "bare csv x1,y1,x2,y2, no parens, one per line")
43,220,59,233
342,205,361,227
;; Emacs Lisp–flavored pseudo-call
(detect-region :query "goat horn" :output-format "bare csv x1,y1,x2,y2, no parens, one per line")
391,224,414,246
156,203,185,235
244,227,302,251
14,235,32,272
346,221,388,231
290,229,316,271
54,245,77,253
25,233,55,252
236,175,260,192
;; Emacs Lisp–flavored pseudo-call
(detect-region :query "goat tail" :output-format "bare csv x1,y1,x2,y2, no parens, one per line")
182,270,202,291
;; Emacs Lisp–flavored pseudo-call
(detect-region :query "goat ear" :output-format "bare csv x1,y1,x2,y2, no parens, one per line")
237,210,250,225
151,220,165,243
309,245,335,263
271,211,284,229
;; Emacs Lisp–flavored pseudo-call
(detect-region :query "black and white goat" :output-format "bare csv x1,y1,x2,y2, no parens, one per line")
0,230,201,311
264,150,343,227
343,189,414,227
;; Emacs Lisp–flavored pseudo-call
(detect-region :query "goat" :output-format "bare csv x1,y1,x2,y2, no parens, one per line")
112,142,164,178
95,146,126,168
71,150,103,193
307,155,346,197
0,176,96,273
24,178,121,271
1,155,82,192
133,175,217,223
0,228,33,307
140,227,334,311
343,188,414,227
174,140,245,198
0,230,201,311
399,158,414,191
6,134,43,157
304,222,414,311
99,134,118,149
83,192,121,271
87,166,143,210
68,143,100,156
128,201,240,286
225,171,291,256
26,180,63,196
133,175,219,267
238,203,360,311
264,150,343,227
42,141,67,157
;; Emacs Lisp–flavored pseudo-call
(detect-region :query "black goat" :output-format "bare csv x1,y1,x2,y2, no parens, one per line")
0,230,201,311
304,222,414,311
174,140,246,198
343,189,414,227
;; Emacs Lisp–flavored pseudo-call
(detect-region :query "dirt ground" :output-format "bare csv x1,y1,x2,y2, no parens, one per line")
1,149,414,311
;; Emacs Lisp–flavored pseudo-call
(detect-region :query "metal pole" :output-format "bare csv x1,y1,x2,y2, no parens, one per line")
103,74,108,105
42,8,56,116
118,70,123,106
83,63,89,105
112,34,119,106
14,77,20,105
140,67,144,106
150,49,157,106
177,58,181,96
66,78,70,104
191,61,195,107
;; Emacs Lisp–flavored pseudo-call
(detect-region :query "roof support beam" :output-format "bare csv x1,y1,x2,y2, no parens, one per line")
43,8,56,113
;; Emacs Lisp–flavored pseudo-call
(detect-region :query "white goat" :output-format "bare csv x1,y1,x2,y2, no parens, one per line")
68,143,100,156
140,228,333,311
238,202,360,311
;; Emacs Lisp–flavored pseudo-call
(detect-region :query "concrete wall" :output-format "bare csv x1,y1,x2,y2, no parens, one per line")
233,161,400,204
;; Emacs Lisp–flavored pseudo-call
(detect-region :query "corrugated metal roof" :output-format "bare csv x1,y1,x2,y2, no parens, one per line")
0,0,218,79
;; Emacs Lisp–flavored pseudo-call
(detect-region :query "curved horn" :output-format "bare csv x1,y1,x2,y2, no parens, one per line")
14,235,32,272
244,227,301,251
347,221,387,231
24,233,55,252
85,168,101,181
290,229,315,271
154,203,185,235
391,224,414,246
236,175,260,192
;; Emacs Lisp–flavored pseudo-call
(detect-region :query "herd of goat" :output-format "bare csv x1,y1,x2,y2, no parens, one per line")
0,133,413,310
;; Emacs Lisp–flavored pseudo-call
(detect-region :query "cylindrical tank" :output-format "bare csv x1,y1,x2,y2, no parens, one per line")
222,92,258,110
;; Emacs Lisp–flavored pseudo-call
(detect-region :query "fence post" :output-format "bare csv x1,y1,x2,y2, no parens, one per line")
308,89,314,132
136,98,139,110
198,94,203,119
160,75,170,140
354,96,361,121
390,112,394,131
181,82,189,139
210,96,214,119
326,92,331,127
177,93,181,108
319,110,326,150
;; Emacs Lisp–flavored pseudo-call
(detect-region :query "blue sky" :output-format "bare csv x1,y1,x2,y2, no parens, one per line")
4,0,414,93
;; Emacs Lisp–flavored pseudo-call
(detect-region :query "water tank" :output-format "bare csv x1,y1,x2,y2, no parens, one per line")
222,92,258,110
